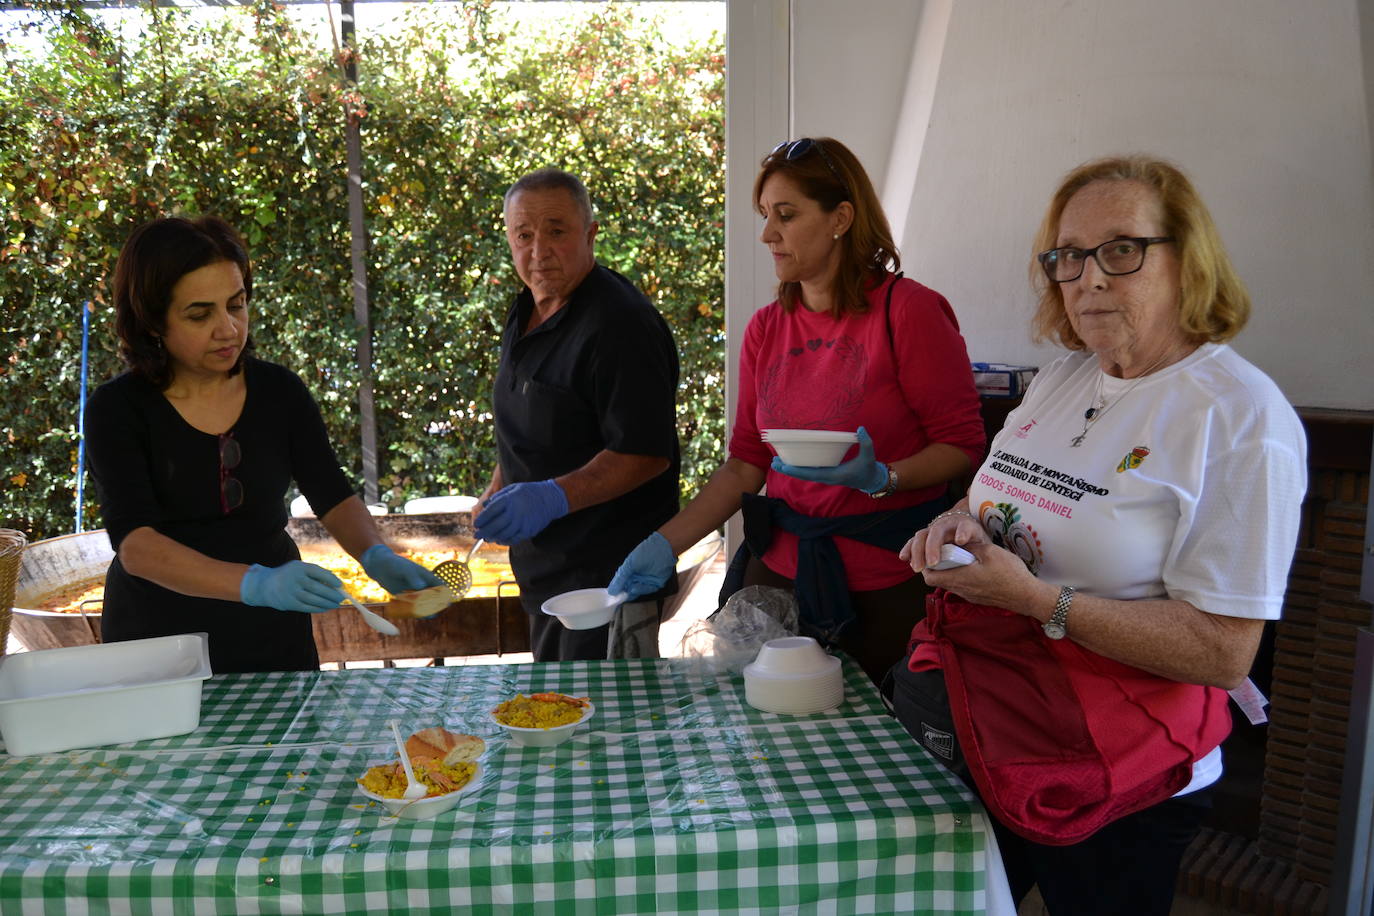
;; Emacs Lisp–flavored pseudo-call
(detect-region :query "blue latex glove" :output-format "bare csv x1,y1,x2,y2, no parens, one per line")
360,543,443,595
607,532,677,601
474,479,570,545
240,561,345,613
770,426,888,493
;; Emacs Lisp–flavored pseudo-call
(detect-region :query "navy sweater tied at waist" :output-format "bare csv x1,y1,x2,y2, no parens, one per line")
721,490,951,643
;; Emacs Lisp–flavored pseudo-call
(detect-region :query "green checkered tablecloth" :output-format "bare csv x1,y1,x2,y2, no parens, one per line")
0,658,994,914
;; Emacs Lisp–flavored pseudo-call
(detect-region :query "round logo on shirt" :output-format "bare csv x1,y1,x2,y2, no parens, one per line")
979,500,1044,575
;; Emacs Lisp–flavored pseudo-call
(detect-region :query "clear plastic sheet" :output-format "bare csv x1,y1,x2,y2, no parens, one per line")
677,585,800,675
0,661,993,914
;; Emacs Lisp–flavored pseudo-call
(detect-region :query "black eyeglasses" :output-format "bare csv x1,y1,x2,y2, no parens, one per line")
769,138,848,197
1037,237,1175,283
219,433,243,514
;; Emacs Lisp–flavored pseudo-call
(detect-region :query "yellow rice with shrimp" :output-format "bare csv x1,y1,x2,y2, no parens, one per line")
492,693,589,729
358,759,476,798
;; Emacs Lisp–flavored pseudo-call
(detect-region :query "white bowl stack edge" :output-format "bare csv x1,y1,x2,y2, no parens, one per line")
742,636,844,715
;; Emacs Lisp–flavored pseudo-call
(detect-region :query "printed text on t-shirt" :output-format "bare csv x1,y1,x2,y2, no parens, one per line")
981,449,1111,517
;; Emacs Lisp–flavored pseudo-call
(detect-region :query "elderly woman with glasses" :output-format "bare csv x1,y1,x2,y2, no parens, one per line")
610,136,985,684
892,156,1307,914
84,216,440,674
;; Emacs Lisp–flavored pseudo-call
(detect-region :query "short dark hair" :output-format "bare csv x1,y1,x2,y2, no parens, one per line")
503,167,595,226
112,216,255,389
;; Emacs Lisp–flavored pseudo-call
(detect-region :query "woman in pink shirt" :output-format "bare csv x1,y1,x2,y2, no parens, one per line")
611,137,985,683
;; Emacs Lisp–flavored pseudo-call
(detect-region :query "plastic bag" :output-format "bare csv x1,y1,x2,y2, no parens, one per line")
677,585,799,675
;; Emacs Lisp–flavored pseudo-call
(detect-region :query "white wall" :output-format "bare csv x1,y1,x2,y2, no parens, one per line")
753,0,1374,410
725,0,789,440
789,0,923,185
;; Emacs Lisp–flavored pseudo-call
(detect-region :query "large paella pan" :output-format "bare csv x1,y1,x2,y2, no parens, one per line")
11,514,722,663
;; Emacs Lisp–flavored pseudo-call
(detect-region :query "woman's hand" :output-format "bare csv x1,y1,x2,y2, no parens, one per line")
898,508,989,572
918,541,1048,611
607,531,677,601
770,427,889,493
240,561,345,612
360,544,442,595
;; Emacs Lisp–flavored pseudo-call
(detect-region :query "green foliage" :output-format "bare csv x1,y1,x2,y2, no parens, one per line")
0,0,724,540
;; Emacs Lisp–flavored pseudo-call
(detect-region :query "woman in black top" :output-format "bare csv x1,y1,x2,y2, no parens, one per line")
84,216,440,673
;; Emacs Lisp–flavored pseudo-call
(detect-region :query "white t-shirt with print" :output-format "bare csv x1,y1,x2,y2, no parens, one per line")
967,343,1307,792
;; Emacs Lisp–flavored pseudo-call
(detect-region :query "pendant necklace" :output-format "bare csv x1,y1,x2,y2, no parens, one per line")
1069,350,1175,448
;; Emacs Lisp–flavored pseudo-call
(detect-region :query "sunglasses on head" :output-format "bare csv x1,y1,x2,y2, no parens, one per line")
769,138,848,197
219,433,243,514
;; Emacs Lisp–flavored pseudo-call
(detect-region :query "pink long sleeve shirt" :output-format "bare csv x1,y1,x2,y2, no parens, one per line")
729,274,985,590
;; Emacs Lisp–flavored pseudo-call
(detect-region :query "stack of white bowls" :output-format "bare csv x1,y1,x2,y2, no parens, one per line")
742,636,844,715
760,429,859,467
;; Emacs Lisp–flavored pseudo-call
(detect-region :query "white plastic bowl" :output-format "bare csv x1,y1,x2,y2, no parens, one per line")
751,636,833,675
0,633,212,757
761,429,858,440
541,588,623,630
357,761,482,819
762,430,859,467
741,637,845,715
492,699,595,748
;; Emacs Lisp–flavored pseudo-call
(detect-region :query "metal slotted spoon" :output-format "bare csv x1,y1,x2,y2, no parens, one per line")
433,538,484,599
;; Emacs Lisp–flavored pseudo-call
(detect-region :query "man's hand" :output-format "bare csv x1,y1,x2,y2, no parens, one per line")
608,532,677,601
474,479,570,545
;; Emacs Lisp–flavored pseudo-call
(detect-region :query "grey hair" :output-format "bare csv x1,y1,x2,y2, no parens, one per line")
503,167,595,226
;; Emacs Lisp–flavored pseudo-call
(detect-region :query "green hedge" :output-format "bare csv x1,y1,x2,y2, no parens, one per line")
0,0,724,541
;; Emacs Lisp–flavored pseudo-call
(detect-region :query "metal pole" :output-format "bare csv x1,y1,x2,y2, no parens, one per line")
340,0,378,505
75,300,91,533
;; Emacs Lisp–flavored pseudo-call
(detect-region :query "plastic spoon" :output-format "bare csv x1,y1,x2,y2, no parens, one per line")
389,719,427,801
343,593,401,636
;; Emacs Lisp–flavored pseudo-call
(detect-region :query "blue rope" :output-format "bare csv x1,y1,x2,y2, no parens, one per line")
75,300,91,533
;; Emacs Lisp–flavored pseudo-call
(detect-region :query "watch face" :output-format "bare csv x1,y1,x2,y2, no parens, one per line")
1043,621,1067,640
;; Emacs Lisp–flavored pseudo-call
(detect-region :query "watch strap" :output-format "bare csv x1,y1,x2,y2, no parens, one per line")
868,463,899,499
1044,585,1074,639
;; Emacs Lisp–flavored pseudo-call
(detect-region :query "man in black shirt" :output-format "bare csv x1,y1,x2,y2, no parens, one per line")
475,168,680,661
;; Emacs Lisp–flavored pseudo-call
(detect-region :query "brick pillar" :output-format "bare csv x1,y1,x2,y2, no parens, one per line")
1260,466,1372,885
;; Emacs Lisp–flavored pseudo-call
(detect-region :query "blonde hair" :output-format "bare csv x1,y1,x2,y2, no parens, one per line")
1029,155,1250,349
753,137,900,316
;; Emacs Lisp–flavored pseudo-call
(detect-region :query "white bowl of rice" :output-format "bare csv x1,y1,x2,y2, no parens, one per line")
491,693,595,748
356,760,482,819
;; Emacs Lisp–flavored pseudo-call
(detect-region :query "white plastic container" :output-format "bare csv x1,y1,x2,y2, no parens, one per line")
403,495,479,515
0,633,212,757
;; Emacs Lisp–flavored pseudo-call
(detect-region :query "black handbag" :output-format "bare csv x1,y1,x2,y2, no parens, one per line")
881,657,970,783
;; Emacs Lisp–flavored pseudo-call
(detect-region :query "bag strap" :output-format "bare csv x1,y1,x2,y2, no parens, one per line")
883,271,929,425
884,270,904,367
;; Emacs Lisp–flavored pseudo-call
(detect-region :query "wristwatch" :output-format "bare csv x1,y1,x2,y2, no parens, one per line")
868,463,899,499
1044,586,1074,640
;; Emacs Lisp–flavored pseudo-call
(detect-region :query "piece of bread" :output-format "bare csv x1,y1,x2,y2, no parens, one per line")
386,585,453,619
405,727,485,766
